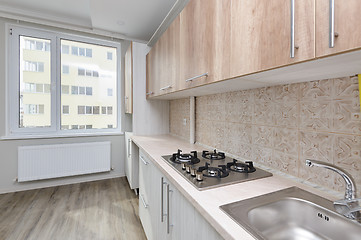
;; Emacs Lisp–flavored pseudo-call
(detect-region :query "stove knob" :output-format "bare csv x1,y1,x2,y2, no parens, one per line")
181,163,187,170
190,168,196,177
185,164,191,173
196,171,203,181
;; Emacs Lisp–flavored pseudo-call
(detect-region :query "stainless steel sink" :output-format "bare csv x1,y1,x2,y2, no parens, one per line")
220,187,361,240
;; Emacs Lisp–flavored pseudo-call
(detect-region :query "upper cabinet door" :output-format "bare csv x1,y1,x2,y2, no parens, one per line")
125,43,133,113
230,0,315,78
179,0,231,90
316,0,361,57
158,17,180,95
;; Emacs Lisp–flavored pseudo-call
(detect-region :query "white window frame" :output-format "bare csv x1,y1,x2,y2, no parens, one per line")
7,25,122,137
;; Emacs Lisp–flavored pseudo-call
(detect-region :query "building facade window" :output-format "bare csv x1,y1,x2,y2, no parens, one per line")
62,65,69,74
107,52,112,60
9,26,120,135
23,61,44,72
62,105,69,114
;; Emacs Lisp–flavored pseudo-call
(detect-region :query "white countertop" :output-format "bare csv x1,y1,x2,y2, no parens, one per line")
131,135,338,240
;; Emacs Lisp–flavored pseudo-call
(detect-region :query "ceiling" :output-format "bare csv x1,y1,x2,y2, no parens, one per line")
0,0,180,43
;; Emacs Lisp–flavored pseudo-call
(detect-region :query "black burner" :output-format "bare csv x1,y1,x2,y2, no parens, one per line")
226,159,256,173
198,163,229,178
170,149,200,164
202,149,226,160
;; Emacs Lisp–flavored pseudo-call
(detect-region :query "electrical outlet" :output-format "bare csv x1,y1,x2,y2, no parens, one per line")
183,118,187,126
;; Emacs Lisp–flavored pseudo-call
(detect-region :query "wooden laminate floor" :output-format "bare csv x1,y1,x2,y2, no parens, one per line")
0,177,146,240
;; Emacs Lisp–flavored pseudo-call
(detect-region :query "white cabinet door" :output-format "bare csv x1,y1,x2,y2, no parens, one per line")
125,132,139,190
139,150,155,240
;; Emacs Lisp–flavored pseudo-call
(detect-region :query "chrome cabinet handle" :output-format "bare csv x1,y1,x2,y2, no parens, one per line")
146,91,153,96
161,177,167,222
127,139,131,158
290,0,295,58
140,156,148,165
160,85,172,91
329,0,339,48
185,72,208,82
139,194,148,208
167,184,171,234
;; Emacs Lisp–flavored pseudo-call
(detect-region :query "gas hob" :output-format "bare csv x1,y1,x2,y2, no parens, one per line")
162,149,273,190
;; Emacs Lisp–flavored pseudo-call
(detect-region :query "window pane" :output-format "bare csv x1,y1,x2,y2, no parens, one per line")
107,52,112,60
44,84,51,93
86,87,92,96
78,106,85,114
19,36,51,128
62,65,69,74
62,105,69,114
72,46,78,55
79,48,85,56
71,86,78,95
78,68,85,76
62,45,69,54
36,83,43,93
61,85,69,94
93,106,99,114
79,86,85,95
61,39,117,129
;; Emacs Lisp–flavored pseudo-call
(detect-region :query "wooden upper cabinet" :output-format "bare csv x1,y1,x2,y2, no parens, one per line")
125,43,133,113
146,17,180,97
146,43,160,98
230,0,315,78
158,17,180,95
179,0,231,90
316,0,361,57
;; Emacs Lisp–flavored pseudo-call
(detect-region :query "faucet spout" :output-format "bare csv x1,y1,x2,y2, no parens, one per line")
305,159,356,200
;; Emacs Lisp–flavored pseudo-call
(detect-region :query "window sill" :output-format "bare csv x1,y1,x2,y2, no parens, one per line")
1,131,124,140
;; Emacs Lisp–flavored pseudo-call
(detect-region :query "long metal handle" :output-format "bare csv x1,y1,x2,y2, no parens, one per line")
290,0,295,58
329,0,335,48
160,85,172,91
185,72,208,82
161,177,166,222
139,194,148,208
127,139,131,157
166,184,172,234
140,156,148,165
146,91,153,96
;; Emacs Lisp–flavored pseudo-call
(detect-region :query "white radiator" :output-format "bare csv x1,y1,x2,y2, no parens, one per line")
18,142,111,182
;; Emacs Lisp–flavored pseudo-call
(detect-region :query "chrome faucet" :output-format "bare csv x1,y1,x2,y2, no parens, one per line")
306,159,360,222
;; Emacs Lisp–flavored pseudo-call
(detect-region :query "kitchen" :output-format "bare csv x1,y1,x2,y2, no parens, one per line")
1,0,361,239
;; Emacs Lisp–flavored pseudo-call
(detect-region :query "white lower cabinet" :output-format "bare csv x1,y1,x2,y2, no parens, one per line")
138,150,223,240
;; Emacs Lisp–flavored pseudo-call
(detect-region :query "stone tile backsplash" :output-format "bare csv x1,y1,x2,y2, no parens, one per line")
169,76,361,196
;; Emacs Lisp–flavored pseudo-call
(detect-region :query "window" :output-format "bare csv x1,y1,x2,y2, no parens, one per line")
62,105,69,114
61,85,69,94
71,86,79,95
24,104,44,114
9,26,120,135
23,61,44,72
107,88,113,96
61,45,69,54
62,65,69,74
107,52,112,60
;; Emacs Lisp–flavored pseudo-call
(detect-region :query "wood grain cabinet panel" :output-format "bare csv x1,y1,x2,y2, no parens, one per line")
125,43,133,113
179,0,231,90
316,0,361,57
230,0,315,78
147,17,180,98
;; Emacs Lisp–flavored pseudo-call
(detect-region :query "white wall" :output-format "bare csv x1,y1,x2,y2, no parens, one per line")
132,42,169,135
0,18,128,193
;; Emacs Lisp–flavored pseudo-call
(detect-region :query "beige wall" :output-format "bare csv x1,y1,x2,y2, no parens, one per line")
0,18,130,193
169,76,361,197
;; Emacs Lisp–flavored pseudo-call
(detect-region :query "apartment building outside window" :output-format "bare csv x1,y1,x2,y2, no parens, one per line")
8,26,120,136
